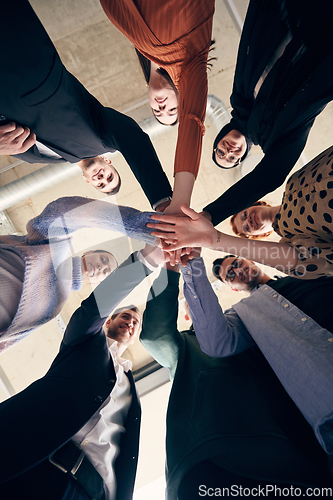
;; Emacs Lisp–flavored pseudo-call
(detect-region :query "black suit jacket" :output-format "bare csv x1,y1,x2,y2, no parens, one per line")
0,0,172,208
0,253,151,500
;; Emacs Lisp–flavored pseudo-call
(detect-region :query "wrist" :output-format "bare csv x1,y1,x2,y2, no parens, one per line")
137,248,160,270
201,210,212,222
211,229,222,250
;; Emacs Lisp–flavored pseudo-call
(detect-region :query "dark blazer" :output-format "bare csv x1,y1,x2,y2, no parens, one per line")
140,268,331,500
0,0,172,208
0,253,151,500
204,0,333,225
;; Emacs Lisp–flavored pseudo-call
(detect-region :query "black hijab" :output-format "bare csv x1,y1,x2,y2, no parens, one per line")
212,120,252,168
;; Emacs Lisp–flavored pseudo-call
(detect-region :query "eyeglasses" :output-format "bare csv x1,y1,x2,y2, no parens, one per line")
214,147,241,169
225,258,243,283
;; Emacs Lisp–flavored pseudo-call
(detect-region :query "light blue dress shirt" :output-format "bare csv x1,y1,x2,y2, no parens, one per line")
182,258,333,454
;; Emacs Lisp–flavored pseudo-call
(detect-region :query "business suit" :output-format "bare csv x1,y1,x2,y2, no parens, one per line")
140,267,331,500
0,252,151,500
0,0,172,208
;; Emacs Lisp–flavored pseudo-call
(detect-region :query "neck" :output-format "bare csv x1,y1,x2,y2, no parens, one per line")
107,336,127,357
268,205,282,222
260,273,273,285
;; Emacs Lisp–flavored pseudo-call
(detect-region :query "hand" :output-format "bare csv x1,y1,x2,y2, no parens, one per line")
200,210,212,222
159,201,189,265
0,122,36,155
147,205,215,250
141,243,170,267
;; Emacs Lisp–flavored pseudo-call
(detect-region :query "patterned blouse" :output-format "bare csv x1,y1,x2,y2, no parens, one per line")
273,145,333,279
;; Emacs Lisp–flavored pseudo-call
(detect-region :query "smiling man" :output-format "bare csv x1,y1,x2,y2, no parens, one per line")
213,254,271,292
105,306,141,348
78,157,121,195
0,0,172,206
0,244,167,500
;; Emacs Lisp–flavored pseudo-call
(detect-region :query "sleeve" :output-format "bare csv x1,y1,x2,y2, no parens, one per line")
63,252,152,346
285,239,333,279
140,268,181,378
181,258,255,357
101,107,173,208
25,196,157,245
173,51,209,178
204,126,312,226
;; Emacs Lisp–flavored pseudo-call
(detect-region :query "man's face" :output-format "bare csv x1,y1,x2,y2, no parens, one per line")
82,250,117,285
82,156,119,193
219,257,262,292
105,309,141,348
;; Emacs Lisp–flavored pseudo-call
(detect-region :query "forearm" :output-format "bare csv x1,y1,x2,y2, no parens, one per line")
140,268,181,376
173,52,208,181
26,196,157,245
182,258,254,356
211,230,299,272
170,172,195,210
103,108,172,208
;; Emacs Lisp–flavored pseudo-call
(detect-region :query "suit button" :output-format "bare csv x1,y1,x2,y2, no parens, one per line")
107,379,115,385
0,115,7,121
134,417,139,422
132,456,136,460
94,395,103,403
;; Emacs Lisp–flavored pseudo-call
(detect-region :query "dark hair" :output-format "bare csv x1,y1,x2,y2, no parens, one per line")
212,255,236,282
111,305,140,321
105,166,121,196
212,122,252,168
230,201,274,239
135,49,179,126
207,40,217,69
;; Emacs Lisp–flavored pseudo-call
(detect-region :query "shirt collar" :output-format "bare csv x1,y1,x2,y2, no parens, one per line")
107,338,132,372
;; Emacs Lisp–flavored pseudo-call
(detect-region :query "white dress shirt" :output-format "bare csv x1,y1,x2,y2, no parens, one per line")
72,340,132,500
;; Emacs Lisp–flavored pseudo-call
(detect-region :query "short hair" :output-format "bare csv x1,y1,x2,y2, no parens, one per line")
110,305,141,321
105,167,121,196
212,255,236,282
230,201,274,239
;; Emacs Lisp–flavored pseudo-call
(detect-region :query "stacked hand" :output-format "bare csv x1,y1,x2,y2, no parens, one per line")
147,205,216,253
0,122,36,155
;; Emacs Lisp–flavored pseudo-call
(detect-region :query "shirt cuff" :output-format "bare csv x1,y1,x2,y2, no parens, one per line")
137,250,160,271
152,197,172,211
181,257,205,284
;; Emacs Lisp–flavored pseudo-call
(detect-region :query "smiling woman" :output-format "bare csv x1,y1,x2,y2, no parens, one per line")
150,146,333,280
230,201,276,239
82,250,118,285
100,0,215,215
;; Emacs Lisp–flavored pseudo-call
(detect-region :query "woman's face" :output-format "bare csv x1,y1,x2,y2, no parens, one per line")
214,130,247,167
233,205,274,236
148,74,178,125
82,251,117,285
